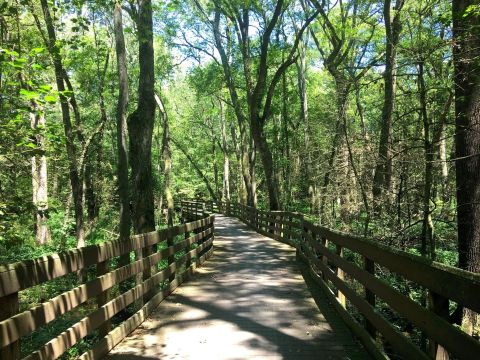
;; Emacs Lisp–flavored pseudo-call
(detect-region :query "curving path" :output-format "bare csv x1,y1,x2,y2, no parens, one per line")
105,215,370,360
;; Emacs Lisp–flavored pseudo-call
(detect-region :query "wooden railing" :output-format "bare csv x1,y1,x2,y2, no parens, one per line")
0,215,215,360
185,200,480,360
181,200,220,221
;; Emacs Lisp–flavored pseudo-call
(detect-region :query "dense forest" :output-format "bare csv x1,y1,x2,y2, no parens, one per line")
0,0,479,346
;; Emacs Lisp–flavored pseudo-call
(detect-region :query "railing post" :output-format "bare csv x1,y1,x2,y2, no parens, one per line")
428,291,450,359
168,232,176,282
336,245,346,308
0,292,20,360
97,260,111,337
185,230,192,270
321,236,328,281
364,257,376,338
299,218,307,257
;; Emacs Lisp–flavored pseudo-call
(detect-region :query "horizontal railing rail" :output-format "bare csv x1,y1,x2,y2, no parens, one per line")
0,215,215,360
180,200,221,220
184,200,480,360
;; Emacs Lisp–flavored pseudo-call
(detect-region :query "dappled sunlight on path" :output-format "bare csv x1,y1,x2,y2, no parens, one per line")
105,215,369,360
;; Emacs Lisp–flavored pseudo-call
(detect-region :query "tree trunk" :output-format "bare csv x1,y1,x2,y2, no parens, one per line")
319,74,348,221
40,0,85,249
156,94,174,227
220,101,230,202
128,0,155,235
207,118,220,199
250,117,279,210
372,0,405,209
452,0,480,334
30,105,50,245
418,61,435,260
113,1,131,245
296,34,313,211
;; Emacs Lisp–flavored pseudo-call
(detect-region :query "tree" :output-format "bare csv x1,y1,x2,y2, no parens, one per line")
372,0,406,209
127,0,156,235
156,94,174,227
452,0,480,334
39,0,85,248
113,1,131,253
30,104,51,245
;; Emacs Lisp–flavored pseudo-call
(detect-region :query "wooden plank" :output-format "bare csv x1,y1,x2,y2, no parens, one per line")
78,241,214,360
304,221,480,313
0,216,213,297
96,261,111,338
335,245,346,308
297,252,387,360
0,227,213,348
0,292,19,360
24,257,188,360
364,257,376,338
0,233,157,297
24,234,214,360
305,240,480,360
300,246,429,360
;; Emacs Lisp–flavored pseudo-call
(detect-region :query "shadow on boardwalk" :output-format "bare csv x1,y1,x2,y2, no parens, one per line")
106,215,370,360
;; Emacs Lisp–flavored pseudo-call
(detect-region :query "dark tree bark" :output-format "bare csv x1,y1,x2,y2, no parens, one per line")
452,0,480,334
128,0,156,235
372,0,405,207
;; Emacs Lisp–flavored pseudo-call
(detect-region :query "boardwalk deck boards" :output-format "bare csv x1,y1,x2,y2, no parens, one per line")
105,215,370,360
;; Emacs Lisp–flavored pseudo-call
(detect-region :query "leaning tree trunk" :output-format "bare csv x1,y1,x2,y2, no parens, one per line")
30,104,51,245
452,0,480,335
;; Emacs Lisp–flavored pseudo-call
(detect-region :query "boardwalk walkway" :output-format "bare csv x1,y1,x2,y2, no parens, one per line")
106,215,370,360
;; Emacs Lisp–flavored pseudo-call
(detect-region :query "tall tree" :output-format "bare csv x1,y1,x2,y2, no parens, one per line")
156,94,174,227
30,105,50,245
372,0,406,208
113,2,131,246
209,1,319,210
452,0,480,334
39,0,85,248
127,0,156,234
219,99,230,202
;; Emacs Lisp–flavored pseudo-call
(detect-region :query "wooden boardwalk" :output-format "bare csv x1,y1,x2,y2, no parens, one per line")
106,215,370,360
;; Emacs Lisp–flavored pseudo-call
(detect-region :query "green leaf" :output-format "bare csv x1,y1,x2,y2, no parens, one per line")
39,85,52,92
32,64,44,71
19,88,40,100
29,47,45,55
44,94,57,104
